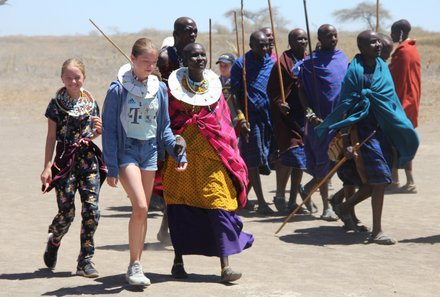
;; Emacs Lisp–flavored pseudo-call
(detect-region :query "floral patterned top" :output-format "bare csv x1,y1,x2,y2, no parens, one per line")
45,87,99,145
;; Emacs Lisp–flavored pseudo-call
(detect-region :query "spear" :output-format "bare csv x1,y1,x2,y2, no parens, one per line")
209,18,212,69
267,0,286,104
275,130,377,234
240,0,249,128
234,11,240,56
89,19,131,65
302,0,321,118
376,0,380,32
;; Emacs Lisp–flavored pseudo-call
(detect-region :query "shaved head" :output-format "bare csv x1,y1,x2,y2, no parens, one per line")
174,17,196,32
391,19,411,35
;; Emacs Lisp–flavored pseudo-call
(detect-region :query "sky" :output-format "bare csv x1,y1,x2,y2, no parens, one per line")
0,0,439,36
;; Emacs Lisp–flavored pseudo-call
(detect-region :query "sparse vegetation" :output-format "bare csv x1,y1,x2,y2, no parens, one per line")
0,30,438,125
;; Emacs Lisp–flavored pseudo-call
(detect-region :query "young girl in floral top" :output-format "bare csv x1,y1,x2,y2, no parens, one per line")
41,58,106,278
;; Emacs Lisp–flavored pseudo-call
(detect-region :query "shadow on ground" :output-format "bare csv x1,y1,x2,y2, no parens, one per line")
278,226,368,246
40,272,229,296
399,234,440,244
0,268,73,281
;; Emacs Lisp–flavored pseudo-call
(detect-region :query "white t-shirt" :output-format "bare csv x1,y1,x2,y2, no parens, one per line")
125,92,158,140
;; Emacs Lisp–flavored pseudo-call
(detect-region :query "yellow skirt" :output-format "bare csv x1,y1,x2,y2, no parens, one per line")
163,124,238,211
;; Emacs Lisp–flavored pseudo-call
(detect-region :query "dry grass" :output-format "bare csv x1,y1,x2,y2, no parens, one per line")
1,30,438,124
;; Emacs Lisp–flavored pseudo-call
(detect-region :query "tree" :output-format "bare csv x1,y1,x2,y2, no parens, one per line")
332,1,391,31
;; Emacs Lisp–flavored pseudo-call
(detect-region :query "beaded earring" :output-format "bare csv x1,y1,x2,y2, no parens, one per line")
399,30,403,43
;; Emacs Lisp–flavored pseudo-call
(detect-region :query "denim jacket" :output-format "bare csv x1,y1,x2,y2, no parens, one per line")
102,80,186,177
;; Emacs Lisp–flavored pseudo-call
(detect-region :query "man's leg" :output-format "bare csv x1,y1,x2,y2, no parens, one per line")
248,167,273,214
369,184,396,244
273,162,291,211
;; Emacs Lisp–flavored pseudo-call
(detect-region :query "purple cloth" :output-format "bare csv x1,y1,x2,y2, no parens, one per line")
299,49,348,178
299,49,348,118
167,205,254,257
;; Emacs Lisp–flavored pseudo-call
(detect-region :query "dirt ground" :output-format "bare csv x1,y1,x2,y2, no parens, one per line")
0,105,439,297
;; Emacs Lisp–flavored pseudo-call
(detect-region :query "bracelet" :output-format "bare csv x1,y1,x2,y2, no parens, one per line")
236,112,246,122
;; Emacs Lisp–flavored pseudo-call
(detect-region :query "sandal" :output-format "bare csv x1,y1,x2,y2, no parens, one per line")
352,217,369,232
287,202,310,215
221,266,242,283
256,204,275,215
320,208,339,221
340,210,357,231
384,182,400,194
273,196,286,212
298,184,318,213
395,184,417,194
367,232,397,245
328,196,342,216
171,262,188,279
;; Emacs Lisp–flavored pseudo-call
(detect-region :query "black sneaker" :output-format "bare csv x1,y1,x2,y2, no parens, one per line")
43,233,60,269
76,259,99,278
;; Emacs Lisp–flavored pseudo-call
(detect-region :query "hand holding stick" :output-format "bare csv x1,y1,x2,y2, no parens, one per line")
275,130,376,234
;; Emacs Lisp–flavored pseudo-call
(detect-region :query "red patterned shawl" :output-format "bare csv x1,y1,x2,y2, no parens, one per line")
168,93,249,209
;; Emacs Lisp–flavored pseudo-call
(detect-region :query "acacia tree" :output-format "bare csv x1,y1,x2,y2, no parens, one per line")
333,2,391,31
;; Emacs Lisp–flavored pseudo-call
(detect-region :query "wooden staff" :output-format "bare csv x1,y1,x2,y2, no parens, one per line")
234,11,240,56
275,130,377,234
302,0,321,118
241,0,249,127
267,0,286,104
89,19,131,65
209,18,212,69
376,0,380,32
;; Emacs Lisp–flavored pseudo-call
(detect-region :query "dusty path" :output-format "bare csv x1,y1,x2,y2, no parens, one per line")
0,111,439,297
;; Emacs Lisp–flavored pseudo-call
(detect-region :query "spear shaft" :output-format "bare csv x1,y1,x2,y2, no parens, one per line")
89,19,131,65
302,0,321,118
234,11,240,56
267,0,286,104
240,0,249,127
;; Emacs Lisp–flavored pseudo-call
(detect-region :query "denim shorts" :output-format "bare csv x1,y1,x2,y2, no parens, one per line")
119,137,158,171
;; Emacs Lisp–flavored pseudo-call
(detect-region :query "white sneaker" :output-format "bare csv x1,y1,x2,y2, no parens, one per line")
320,208,339,221
126,261,151,286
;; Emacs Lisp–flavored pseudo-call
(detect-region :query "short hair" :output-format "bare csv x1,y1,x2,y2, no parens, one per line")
288,28,306,44
391,19,411,34
61,58,85,77
182,43,205,61
249,30,266,45
317,24,335,38
174,17,196,33
357,30,374,51
131,38,158,58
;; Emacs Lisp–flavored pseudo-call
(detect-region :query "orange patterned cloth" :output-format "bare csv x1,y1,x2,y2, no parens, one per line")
162,124,238,211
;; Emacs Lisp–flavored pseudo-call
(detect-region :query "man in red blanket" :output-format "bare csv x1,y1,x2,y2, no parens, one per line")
389,19,421,193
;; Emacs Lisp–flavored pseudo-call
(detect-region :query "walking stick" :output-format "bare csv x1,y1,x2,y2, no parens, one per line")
89,19,132,65
375,0,380,32
302,0,321,118
267,0,286,104
209,18,212,69
234,11,240,56
240,0,249,129
275,130,377,234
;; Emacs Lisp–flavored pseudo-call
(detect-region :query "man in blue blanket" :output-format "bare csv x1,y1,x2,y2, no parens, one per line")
298,24,348,220
316,30,419,245
231,30,275,215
